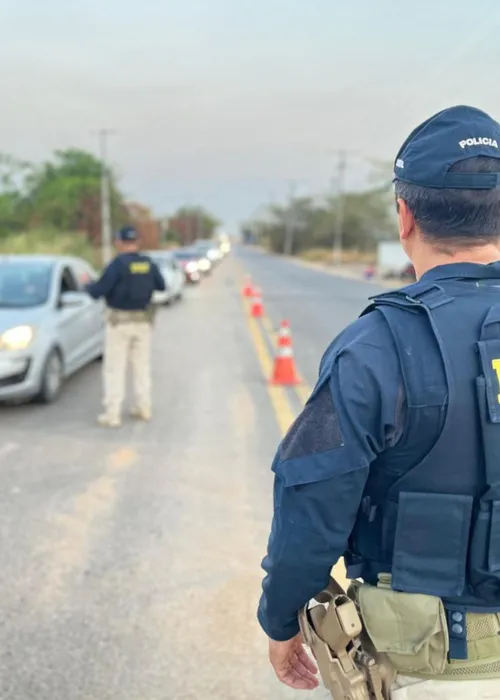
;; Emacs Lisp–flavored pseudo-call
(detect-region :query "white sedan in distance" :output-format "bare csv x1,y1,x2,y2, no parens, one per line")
144,250,185,305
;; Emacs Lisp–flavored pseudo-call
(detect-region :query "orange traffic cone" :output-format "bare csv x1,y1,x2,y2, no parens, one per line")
270,331,301,385
242,275,254,297
277,320,292,348
251,288,264,318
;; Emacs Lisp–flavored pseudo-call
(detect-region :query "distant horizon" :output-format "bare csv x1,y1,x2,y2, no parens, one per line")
2,0,500,234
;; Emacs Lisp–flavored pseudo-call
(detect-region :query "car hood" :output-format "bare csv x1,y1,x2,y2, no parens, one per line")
0,306,48,334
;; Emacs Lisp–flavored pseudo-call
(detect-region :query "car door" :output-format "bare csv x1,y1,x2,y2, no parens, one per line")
70,258,105,359
55,265,92,374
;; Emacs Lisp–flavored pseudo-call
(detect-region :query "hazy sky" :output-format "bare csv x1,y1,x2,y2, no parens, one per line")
2,0,500,232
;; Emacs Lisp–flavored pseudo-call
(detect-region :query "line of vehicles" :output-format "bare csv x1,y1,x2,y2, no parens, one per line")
145,239,227,306
0,237,230,406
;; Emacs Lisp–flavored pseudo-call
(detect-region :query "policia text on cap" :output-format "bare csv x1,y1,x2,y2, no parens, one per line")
258,106,500,699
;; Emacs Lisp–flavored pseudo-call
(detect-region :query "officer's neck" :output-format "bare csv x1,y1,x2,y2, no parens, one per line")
415,242,500,280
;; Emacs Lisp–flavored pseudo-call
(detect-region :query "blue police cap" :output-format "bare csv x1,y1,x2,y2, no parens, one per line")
394,105,500,190
116,226,138,242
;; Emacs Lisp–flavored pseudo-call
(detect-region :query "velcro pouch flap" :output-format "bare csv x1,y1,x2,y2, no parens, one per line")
357,583,449,675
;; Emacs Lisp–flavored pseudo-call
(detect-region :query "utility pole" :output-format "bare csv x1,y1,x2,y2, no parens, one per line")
332,150,347,266
283,180,297,256
95,129,115,265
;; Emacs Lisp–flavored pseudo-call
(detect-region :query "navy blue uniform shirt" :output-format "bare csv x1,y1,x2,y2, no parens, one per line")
256,265,467,642
86,252,165,310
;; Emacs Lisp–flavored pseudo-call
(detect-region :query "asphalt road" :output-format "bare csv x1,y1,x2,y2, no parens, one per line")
0,249,386,699
238,247,388,388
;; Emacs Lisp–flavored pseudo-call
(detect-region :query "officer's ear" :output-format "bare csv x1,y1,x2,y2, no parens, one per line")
396,198,416,243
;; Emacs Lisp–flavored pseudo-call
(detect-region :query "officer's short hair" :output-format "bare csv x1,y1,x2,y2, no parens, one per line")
395,156,500,246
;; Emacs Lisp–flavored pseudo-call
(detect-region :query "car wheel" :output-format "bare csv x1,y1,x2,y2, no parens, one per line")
35,349,64,404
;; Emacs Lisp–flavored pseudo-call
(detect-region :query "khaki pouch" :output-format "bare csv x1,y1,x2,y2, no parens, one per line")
357,582,449,676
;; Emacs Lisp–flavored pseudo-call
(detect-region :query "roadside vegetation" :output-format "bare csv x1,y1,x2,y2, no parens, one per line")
0,150,219,261
0,229,101,267
242,162,398,262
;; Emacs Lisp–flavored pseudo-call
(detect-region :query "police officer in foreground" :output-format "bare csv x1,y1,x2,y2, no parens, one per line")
86,226,165,428
258,105,500,699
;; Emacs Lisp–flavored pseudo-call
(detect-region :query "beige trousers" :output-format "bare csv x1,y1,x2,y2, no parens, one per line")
391,675,500,699
102,322,152,419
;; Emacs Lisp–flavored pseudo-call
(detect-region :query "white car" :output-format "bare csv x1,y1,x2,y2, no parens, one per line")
144,251,185,305
0,254,104,403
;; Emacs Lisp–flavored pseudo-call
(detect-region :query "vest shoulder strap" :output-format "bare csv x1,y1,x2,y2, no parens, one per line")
359,282,454,409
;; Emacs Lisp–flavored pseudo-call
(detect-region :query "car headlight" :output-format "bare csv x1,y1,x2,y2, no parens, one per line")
0,325,35,351
198,259,210,271
186,262,198,273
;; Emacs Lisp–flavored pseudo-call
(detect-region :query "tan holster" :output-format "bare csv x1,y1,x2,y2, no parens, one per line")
299,577,395,700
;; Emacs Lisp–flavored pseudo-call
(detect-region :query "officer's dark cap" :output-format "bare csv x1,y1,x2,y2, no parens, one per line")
394,105,500,190
116,226,139,242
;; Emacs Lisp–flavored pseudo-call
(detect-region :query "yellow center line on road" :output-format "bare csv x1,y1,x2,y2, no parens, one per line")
239,267,348,588
240,271,314,405
244,300,296,436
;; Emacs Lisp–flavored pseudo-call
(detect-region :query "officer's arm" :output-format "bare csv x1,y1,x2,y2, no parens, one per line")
257,317,403,642
85,259,120,299
152,262,166,291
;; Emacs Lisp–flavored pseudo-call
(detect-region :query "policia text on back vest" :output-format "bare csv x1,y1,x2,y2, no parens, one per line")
300,263,500,697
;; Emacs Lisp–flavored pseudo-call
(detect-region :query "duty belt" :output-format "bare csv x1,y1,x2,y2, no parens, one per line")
106,308,154,326
298,577,394,699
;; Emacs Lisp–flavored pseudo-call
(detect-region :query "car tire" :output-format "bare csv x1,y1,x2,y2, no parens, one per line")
35,349,64,404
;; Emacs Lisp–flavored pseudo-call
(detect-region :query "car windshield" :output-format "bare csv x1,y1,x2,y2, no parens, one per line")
0,260,53,308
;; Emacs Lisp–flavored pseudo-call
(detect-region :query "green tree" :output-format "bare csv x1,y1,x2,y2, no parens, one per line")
250,183,397,255
168,205,220,245
25,149,125,237
0,154,33,236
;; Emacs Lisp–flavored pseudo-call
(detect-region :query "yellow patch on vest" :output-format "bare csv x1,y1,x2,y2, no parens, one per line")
129,262,150,274
491,359,500,403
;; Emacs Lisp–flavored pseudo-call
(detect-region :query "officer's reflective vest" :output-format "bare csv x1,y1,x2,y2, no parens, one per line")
345,264,500,657
112,254,157,308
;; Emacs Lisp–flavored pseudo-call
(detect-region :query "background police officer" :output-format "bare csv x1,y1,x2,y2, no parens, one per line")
258,105,500,699
86,225,165,428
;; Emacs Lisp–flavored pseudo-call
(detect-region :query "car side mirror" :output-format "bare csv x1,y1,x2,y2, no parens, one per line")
59,291,87,308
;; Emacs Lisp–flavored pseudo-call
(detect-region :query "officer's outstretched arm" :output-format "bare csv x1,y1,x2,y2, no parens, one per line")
85,260,120,299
